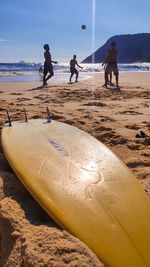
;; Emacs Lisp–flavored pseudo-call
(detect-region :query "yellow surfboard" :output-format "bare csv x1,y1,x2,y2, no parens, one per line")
1,119,150,267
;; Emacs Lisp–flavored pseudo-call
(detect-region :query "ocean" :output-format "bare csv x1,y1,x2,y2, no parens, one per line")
0,62,150,83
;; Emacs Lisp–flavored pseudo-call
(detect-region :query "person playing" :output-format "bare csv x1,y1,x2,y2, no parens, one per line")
109,72,112,84
69,55,83,83
103,62,113,84
43,44,57,86
102,42,119,88
39,66,43,73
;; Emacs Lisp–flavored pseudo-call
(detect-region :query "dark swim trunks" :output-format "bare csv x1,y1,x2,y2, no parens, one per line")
105,62,118,75
44,63,54,76
70,67,78,75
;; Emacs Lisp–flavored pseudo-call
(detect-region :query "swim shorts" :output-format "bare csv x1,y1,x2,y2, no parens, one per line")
44,63,54,76
70,68,78,75
105,62,118,75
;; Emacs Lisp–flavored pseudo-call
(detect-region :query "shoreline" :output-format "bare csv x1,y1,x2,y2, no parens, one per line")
0,69,149,83
0,73,91,83
0,72,150,266
0,72,149,88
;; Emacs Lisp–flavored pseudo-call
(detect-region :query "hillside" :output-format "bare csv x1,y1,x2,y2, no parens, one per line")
82,33,150,63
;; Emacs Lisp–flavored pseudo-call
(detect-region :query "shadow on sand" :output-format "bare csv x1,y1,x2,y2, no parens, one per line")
107,86,121,92
29,85,45,91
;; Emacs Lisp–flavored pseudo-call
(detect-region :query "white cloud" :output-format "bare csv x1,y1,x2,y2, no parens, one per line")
0,39,9,42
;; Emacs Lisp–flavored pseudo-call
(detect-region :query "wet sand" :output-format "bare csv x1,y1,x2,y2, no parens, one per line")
0,72,150,266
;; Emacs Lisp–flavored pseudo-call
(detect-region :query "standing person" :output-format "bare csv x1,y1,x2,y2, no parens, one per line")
69,55,83,83
39,66,43,73
109,72,112,84
102,42,119,88
43,44,58,86
103,62,112,84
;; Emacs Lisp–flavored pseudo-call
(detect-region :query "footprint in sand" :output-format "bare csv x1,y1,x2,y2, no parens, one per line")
120,110,143,115
54,111,63,114
125,124,140,130
97,132,127,145
16,97,31,101
84,101,106,107
33,96,44,100
32,115,41,119
77,109,86,112
10,92,22,95
127,161,150,168
16,103,23,106
127,144,142,150
83,114,94,119
51,115,64,120
96,126,112,132
144,122,150,130
135,138,150,146
44,99,51,103
100,116,115,122
0,107,6,111
142,103,149,108
111,135,127,145
97,132,114,141
141,153,150,157
76,120,86,125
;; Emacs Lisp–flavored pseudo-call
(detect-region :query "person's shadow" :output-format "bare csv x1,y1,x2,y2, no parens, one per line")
107,86,121,92
29,85,47,91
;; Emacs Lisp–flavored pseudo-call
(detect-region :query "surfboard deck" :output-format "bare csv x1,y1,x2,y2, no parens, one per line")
1,119,150,267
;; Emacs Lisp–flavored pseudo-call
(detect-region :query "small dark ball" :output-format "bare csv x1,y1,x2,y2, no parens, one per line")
81,25,86,30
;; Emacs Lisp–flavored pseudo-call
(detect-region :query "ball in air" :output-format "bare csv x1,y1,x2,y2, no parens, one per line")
81,24,86,30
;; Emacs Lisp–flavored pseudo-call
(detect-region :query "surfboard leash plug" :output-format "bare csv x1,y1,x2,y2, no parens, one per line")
46,107,51,123
6,110,12,127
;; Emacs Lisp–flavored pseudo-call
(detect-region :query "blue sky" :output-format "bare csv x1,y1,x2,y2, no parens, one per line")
0,0,150,63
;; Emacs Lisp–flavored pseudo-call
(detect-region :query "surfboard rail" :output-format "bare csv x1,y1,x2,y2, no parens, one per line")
1,119,150,267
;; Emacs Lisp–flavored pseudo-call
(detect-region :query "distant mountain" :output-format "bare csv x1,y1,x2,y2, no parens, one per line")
82,33,150,63
18,60,26,64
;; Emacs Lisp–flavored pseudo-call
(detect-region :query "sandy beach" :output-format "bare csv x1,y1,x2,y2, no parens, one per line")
0,72,150,266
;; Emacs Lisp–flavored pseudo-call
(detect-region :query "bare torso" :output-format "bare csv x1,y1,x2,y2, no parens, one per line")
107,48,118,63
70,59,77,68
44,51,52,64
